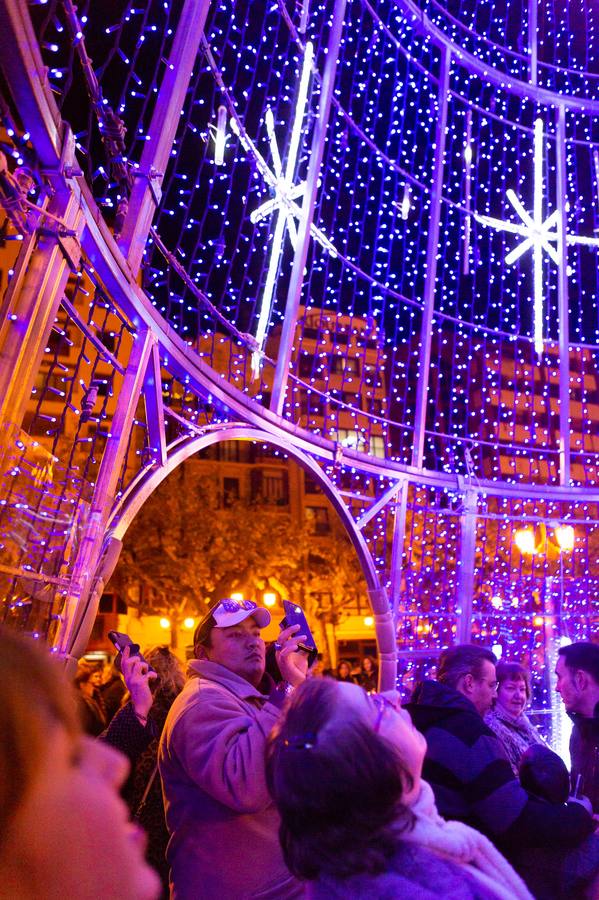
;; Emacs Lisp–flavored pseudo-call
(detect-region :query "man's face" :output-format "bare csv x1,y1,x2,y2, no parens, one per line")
470,660,498,716
203,616,265,687
555,656,580,714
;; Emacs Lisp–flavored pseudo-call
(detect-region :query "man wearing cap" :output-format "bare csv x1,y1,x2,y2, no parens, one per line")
159,598,308,899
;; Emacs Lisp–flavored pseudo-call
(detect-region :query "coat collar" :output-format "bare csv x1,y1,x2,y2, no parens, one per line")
186,658,275,701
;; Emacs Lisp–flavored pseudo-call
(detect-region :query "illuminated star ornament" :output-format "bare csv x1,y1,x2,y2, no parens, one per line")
230,41,336,377
475,118,599,357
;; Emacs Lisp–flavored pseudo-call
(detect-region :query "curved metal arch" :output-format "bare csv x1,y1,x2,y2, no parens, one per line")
109,423,397,689
82,205,599,506
395,0,599,113
8,21,596,506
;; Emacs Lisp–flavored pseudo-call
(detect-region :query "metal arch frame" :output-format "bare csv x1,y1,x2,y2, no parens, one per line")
1,0,598,674
5,0,599,504
394,0,599,113
106,424,397,691
69,197,599,505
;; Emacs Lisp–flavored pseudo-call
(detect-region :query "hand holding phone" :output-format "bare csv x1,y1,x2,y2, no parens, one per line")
280,601,317,656
108,631,155,675
108,632,157,719
278,601,318,687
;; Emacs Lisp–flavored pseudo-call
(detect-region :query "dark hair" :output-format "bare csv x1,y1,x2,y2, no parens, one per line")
519,745,570,804
558,642,599,685
144,646,185,698
193,607,217,652
496,660,531,700
362,656,378,674
73,658,103,687
120,646,185,728
0,628,79,848
437,644,497,689
266,678,414,880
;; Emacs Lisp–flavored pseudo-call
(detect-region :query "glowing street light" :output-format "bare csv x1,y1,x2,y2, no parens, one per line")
514,528,536,555
159,617,171,629
183,617,195,630
553,524,575,552
263,592,277,607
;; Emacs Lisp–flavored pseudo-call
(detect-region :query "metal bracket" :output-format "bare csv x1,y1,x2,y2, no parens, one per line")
132,166,163,206
60,124,83,179
56,230,82,270
41,125,82,188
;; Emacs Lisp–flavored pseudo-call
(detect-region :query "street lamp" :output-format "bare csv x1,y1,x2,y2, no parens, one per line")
514,528,536,555
513,523,575,555
513,522,575,765
553,523,575,552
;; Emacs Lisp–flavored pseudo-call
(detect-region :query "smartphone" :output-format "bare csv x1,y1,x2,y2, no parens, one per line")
280,600,318,663
108,630,155,674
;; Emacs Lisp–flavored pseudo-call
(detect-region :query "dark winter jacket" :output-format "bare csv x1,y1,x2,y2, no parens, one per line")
307,841,503,900
78,691,107,736
570,701,599,813
406,680,593,851
103,700,170,897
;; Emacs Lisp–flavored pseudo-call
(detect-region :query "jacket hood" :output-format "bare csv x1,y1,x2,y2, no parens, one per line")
407,679,480,730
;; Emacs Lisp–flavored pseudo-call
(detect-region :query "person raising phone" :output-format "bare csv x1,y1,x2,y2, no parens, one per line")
103,643,185,897
159,598,309,900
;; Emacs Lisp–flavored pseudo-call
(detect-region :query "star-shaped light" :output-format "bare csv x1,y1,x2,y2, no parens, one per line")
230,42,336,378
475,118,599,357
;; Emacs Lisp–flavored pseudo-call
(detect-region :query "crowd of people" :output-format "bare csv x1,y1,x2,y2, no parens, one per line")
2,603,599,900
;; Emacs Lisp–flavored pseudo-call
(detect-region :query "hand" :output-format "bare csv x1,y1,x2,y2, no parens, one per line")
121,646,157,719
276,624,309,688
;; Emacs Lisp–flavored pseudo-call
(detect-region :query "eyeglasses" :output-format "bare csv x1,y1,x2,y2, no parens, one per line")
371,692,401,733
217,599,257,613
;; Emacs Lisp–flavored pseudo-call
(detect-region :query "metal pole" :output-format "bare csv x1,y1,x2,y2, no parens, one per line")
0,0,64,169
369,586,396,692
0,1,85,453
54,330,156,657
0,192,83,449
411,46,451,469
390,477,409,625
528,0,538,85
117,0,212,276
559,551,564,635
456,487,478,644
555,105,571,486
271,0,348,415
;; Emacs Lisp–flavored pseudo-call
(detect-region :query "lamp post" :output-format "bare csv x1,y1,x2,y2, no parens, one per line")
512,523,575,631
549,521,575,640
513,522,575,762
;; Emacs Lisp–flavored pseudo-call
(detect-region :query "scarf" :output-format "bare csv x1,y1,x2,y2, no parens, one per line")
402,781,533,900
485,707,546,775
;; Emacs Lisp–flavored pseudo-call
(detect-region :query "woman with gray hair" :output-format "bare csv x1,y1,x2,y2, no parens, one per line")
484,660,546,776
266,677,532,899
